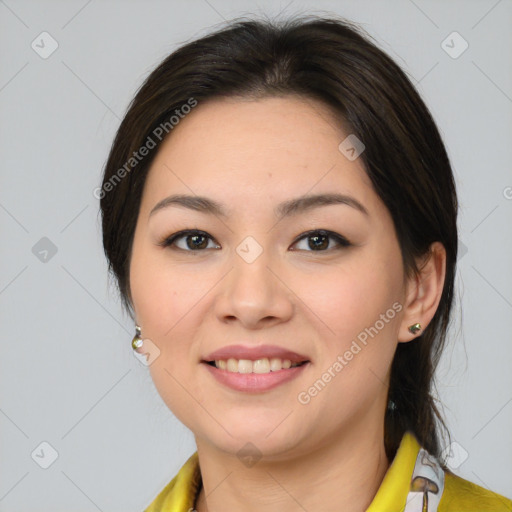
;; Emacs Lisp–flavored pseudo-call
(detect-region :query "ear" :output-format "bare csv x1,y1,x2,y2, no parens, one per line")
398,241,447,343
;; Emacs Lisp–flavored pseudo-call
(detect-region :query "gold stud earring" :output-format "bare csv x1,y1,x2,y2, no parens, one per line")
132,325,144,351
408,323,421,335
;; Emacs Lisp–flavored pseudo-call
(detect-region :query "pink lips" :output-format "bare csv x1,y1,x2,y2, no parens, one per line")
201,344,311,393
203,344,310,364
203,362,309,392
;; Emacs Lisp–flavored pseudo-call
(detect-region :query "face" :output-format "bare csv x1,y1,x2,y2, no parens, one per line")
129,96,410,460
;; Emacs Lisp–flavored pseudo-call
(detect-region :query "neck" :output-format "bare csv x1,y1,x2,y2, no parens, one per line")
194,422,390,512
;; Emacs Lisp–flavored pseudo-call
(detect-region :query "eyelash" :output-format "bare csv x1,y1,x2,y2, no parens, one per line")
158,229,352,253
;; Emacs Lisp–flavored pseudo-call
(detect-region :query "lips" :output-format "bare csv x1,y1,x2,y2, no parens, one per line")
202,344,310,364
203,361,309,392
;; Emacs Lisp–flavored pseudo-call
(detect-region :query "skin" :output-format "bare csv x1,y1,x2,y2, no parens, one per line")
129,96,446,512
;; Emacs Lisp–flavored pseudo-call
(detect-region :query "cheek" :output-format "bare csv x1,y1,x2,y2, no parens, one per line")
308,258,401,339
130,248,208,427
300,248,403,396
129,244,212,379
301,268,400,416
130,242,191,333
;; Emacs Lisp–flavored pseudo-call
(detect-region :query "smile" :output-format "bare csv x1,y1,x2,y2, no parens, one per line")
202,359,310,392
206,357,307,373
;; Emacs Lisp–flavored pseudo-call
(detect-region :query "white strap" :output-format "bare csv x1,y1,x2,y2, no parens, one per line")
404,448,445,512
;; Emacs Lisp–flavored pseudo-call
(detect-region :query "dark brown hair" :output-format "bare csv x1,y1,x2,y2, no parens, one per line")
100,13,457,462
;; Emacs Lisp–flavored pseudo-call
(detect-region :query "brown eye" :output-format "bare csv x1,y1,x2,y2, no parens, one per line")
291,230,351,252
159,230,220,251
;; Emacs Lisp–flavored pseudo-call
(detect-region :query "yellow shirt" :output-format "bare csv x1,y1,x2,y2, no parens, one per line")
144,431,512,511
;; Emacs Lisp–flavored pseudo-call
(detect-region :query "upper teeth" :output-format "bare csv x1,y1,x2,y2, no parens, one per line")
214,358,302,373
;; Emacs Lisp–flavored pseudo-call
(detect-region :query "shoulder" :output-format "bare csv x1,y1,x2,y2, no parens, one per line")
143,452,201,512
439,470,512,511
143,473,180,512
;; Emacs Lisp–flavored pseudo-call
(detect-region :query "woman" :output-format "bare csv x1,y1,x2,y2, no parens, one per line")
99,14,512,511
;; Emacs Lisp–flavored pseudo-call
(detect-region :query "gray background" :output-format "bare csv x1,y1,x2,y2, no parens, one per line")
1,0,511,510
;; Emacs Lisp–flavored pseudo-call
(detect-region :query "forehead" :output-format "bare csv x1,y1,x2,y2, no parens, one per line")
142,96,376,213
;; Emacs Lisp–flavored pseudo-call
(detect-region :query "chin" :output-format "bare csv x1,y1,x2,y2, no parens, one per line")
195,417,307,460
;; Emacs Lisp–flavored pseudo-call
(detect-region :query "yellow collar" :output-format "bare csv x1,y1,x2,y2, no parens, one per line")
366,431,421,511
144,431,423,512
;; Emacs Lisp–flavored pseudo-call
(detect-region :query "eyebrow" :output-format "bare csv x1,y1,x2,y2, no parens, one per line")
149,192,369,219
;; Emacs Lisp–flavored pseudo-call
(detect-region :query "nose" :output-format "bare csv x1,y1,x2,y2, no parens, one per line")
213,246,294,330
